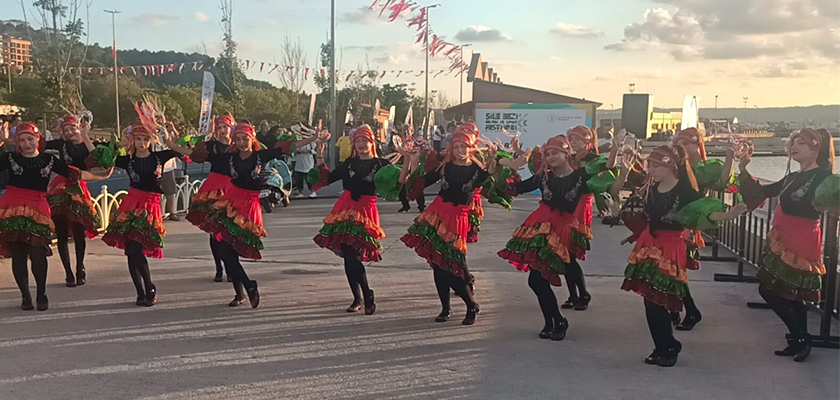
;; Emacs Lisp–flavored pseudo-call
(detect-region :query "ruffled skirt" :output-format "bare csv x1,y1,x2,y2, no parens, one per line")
313,191,384,262
571,193,594,259
101,188,165,258
0,186,54,257
497,203,590,286
401,196,471,278
620,228,698,312
467,190,483,243
185,172,232,234
209,185,266,260
47,175,99,238
757,207,824,302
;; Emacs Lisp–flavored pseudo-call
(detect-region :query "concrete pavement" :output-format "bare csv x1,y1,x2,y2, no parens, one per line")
0,196,837,400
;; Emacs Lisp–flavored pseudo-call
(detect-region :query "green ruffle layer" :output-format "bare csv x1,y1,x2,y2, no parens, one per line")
674,197,725,231
406,222,466,264
0,216,53,239
47,194,101,225
502,236,567,275
761,251,822,292
106,212,164,248
623,261,688,298
214,212,264,249
318,220,382,249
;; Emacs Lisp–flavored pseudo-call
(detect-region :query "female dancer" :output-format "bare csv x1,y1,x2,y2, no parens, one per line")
499,134,608,340
671,127,736,330
185,113,235,283
313,125,391,314
563,125,618,310
102,123,181,307
614,145,745,366
399,122,511,325
0,122,107,310
46,114,100,287
739,128,836,362
176,121,325,307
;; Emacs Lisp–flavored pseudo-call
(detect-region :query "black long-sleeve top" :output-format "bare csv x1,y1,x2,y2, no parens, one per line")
576,150,598,168
515,168,593,213
192,140,232,176
0,152,75,192
45,139,90,170
328,157,391,200
208,147,286,191
645,181,703,233
750,168,831,220
422,162,489,206
114,150,180,194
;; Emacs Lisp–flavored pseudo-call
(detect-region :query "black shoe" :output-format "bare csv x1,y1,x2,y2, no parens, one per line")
214,273,223,283
76,268,86,286
36,294,48,311
561,297,577,309
435,310,451,322
346,301,362,313
462,304,480,325
574,293,591,311
539,325,552,339
398,205,410,213
21,297,34,311
247,281,260,309
229,297,246,307
644,350,662,365
657,341,682,367
65,273,77,288
364,291,376,315
417,205,426,213
145,286,157,307
774,341,799,357
676,314,702,331
226,275,232,283
670,311,682,326
551,319,569,341
136,295,146,306
793,337,812,362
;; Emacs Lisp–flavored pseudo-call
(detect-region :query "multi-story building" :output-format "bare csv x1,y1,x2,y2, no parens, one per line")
1,35,32,66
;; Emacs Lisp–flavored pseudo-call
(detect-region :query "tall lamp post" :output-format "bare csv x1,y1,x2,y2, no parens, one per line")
328,0,337,168
742,96,748,126
459,43,471,104
104,9,121,136
424,3,440,140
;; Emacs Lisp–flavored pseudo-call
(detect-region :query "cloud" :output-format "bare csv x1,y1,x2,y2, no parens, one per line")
341,6,396,24
549,55,563,62
194,12,209,22
345,45,390,52
371,42,424,65
131,14,179,27
454,26,512,42
549,23,603,39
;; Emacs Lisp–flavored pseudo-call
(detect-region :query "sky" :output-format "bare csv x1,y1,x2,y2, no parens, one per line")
14,0,840,109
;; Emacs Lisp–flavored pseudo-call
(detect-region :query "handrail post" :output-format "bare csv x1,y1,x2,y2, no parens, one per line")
100,185,109,231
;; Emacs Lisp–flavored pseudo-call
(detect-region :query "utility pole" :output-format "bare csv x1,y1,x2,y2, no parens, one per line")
104,10,121,136
742,96,748,125
329,0,337,168
424,4,440,141
459,43,471,104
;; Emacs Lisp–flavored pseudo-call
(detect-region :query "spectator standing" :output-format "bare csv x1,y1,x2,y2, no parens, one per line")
35,117,53,141
293,141,317,198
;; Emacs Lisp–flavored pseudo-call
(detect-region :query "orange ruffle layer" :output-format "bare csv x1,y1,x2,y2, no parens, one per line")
0,205,54,229
113,208,165,236
416,212,467,252
510,218,590,264
628,245,688,284
768,229,826,275
323,209,385,239
213,199,267,238
192,188,225,203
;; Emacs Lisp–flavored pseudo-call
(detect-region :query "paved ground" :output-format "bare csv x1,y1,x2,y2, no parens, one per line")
0,196,837,400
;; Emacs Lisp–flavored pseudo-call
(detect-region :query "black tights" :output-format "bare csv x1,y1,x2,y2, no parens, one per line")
209,236,224,278
563,258,589,300
125,241,155,297
342,246,372,303
528,270,565,328
645,298,680,353
682,286,701,318
759,284,809,340
433,266,476,312
54,215,87,278
217,240,249,299
399,186,426,209
10,241,49,300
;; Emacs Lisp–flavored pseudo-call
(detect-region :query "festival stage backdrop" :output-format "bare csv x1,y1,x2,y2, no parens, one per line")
474,103,591,150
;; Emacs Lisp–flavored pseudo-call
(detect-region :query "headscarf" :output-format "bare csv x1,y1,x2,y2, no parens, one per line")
786,128,834,174
451,122,479,147
215,114,235,129
231,122,260,152
351,124,377,157
14,122,46,152
646,145,699,191
60,114,80,131
539,134,574,174
567,125,599,156
675,127,706,160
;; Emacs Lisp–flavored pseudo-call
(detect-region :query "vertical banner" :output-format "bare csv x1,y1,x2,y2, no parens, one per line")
427,109,435,139
405,105,413,127
389,105,396,125
308,93,317,126
681,95,700,130
198,71,215,134
373,99,381,122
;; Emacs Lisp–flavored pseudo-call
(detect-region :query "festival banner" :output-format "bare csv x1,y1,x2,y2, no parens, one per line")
198,71,215,134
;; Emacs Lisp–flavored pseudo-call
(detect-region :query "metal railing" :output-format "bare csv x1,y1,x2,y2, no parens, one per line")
703,187,839,349
91,176,205,231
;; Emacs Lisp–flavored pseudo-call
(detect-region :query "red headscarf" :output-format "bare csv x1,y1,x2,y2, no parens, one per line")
352,124,377,157
675,127,706,160
451,122,479,147
646,145,699,190
232,122,260,152
567,125,599,155
788,128,822,151
543,135,572,155
15,122,46,152
215,114,235,128
60,114,80,131
129,123,152,136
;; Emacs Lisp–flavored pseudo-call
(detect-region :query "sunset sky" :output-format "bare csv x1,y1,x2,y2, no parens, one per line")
18,0,839,109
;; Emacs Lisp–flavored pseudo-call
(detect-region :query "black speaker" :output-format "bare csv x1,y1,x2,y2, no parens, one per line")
621,94,653,139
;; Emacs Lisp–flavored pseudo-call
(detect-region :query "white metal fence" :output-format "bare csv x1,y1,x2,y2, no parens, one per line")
92,176,205,231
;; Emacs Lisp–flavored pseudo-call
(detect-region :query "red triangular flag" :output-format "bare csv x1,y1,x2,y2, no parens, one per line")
305,67,310,80
259,62,265,73
380,70,386,79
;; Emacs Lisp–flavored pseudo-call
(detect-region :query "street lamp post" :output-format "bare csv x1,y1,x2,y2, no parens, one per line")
329,0,337,168
424,4,440,141
104,9,121,136
714,94,718,134
742,96,748,125
459,43,471,104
